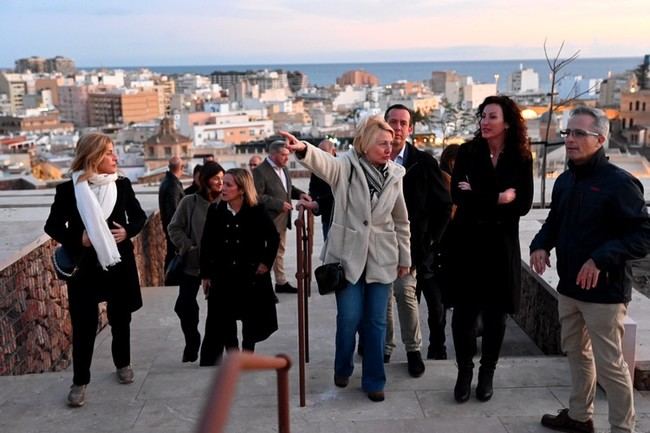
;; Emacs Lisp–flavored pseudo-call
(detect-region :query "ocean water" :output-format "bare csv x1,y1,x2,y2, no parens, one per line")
97,57,641,92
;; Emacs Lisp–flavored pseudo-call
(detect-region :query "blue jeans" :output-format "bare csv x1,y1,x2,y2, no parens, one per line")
334,278,391,392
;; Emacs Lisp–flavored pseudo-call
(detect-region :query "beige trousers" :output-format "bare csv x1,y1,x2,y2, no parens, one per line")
272,213,288,285
558,293,635,433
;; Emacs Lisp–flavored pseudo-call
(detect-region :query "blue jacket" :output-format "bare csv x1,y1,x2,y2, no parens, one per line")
530,148,650,303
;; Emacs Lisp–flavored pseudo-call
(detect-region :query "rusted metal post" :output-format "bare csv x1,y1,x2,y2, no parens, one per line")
276,354,292,433
295,210,307,407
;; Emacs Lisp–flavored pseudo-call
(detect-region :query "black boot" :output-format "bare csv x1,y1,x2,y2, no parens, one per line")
454,368,472,403
476,367,494,402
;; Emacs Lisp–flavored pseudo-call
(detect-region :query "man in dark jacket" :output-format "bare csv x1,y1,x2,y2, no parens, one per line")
300,139,336,239
384,104,452,376
159,156,185,269
531,107,650,433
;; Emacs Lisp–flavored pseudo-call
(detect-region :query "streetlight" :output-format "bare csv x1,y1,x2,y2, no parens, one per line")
494,74,500,94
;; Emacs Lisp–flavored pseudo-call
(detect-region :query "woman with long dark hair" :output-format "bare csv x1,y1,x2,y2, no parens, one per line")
45,133,146,407
447,95,533,403
168,162,224,362
199,168,280,366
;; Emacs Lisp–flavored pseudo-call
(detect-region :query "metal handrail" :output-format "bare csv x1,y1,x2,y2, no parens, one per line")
196,352,292,433
295,205,314,407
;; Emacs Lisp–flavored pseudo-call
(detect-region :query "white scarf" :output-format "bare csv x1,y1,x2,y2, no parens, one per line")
73,171,121,270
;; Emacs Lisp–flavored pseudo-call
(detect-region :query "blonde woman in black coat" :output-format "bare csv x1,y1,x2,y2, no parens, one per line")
45,133,146,408
199,169,280,366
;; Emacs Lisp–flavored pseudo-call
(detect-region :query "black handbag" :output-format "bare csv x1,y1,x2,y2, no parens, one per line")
165,195,196,286
315,262,346,295
165,253,185,286
52,245,79,280
314,168,353,295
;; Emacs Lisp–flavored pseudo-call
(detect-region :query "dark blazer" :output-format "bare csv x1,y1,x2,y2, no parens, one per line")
308,173,334,227
446,138,533,313
200,201,280,342
530,148,650,304
44,177,147,312
401,143,452,268
158,171,184,234
253,159,305,228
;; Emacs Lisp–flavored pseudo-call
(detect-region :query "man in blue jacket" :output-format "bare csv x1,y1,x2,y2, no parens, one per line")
530,106,650,433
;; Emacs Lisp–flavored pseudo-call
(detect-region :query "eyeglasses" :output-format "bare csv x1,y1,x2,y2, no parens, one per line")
559,129,601,139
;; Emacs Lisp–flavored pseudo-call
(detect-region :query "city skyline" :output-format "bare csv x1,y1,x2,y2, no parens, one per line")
2,0,649,68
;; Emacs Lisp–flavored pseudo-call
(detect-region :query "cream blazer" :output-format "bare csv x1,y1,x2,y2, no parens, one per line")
298,144,411,285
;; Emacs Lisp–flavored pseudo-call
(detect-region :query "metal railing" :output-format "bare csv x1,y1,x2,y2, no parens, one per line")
295,205,314,407
196,352,292,433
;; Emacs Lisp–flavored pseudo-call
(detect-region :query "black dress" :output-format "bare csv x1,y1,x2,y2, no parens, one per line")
44,177,146,385
198,201,280,365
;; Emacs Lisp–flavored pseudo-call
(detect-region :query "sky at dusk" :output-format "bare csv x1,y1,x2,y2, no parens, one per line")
2,0,648,67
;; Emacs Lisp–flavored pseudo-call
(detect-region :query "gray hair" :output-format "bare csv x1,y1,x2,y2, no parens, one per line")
268,140,287,154
570,106,610,138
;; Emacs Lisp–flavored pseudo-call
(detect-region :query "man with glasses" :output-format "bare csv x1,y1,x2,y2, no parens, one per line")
248,155,262,171
531,106,650,433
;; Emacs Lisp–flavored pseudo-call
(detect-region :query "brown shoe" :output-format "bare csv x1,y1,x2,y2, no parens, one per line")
334,375,349,388
541,409,594,433
367,391,385,402
116,366,135,384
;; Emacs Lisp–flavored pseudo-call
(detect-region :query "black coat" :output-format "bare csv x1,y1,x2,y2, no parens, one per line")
44,177,147,312
200,202,280,343
446,138,533,313
401,143,452,268
158,171,184,234
530,148,650,304
308,173,334,227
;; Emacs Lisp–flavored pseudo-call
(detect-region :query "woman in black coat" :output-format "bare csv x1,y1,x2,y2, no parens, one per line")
199,168,280,366
446,96,533,403
44,133,146,408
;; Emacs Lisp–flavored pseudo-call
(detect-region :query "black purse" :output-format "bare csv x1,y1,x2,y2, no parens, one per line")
165,253,185,286
52,245,79,280
165,196,196,286
314,168,353,295
315,262,346,295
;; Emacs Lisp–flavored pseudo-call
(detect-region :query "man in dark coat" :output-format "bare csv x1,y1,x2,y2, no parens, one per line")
158,156,185,269
300,139,336,239
384,104,452,376
253,140,311,294
531,107,650,433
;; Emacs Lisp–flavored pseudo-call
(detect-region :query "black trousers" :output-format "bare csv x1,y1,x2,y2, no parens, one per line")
175,273,201,353
199,295,256,366
451,305,506,371
67,282,132,386
164,233,176,271
419,275,447,354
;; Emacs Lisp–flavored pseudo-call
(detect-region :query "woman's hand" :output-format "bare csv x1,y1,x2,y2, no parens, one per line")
202,279,211,299
255,263,269,275
278,131,307,153
397,266,409,278
81,230,92,247
457,181,472,191
498,188,517,204
111,221,127,243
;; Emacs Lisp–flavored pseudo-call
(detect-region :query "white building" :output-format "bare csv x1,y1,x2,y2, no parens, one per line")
462,83,497,109
332,86,368,111
507,67,539,94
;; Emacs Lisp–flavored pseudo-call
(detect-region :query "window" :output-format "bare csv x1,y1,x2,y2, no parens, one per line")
636,101,640,111
630,119,634,128
622,118,626,129
630,102,633,111
164,146,171,156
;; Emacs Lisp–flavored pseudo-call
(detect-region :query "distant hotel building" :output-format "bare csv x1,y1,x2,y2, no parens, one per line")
88,88,163,126
506,67,539,94
15,55,76,76
0,110,73,135
336,70,379,87
431,71,461,104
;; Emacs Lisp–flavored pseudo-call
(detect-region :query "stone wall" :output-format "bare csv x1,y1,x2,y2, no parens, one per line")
512,262,562,355
0,211,165,376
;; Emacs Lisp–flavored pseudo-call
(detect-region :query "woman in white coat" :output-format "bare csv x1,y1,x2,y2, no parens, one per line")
280,115,411,402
